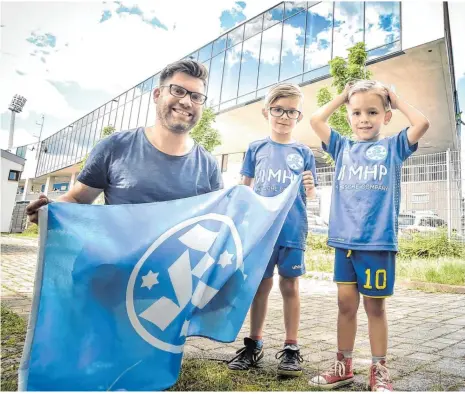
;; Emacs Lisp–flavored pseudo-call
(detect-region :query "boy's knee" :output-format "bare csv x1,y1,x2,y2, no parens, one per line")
255,277,273,297
279,276,299,298
338,297,359,317
363,297,386,318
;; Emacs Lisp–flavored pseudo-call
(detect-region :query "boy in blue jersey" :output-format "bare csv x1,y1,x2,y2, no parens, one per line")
309,80,430,391
228,84,317,376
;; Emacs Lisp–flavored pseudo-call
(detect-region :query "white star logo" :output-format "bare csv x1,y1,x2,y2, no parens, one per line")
217,251,234,268
141,270,159,290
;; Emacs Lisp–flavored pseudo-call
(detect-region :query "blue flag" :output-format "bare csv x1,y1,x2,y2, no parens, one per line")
19,179,300,391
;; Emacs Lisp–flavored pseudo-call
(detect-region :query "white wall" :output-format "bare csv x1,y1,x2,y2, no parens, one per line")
402,2,444,51
1,157,24,232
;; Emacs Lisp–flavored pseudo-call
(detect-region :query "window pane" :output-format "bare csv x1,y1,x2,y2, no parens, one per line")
244,15,263,39
126,88,134,103
139,92,150,126
117,92,126,106
238,34,261,96
121,103,131,131
95,117,104,143
142,76,154,93
221,43,242,102
227,25,244,47
333,2,364,58
364,2,400,50
284,1,307,19
114,107,124,132
367,41,400,61
258,23,282,89
147,97,156,127
109,110,116,128
202,59,211,96
237,92,256,105
153,73,160,89
129,95,141,128
86,121,98,154
280,11,306,81
303,64,330,83
206,52,225,107
305,2,333,72
263,3,284,30
134,83,143,98
199,43,213,61
212,35,227,56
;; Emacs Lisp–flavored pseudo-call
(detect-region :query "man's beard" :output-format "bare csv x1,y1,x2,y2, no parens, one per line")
157,103,197,134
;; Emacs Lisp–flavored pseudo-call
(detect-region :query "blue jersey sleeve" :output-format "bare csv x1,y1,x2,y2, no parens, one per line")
304,148,318,187
210,161,224,191
322,129,345,161
77,137,113,189
240,146,255,178
391,128,418,162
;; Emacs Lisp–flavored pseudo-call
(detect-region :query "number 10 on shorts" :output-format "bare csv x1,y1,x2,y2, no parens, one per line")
363,268,387,290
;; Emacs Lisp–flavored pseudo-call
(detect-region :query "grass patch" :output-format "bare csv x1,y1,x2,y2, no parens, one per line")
2,224,39,239
1,306,27,391
171,359,322,391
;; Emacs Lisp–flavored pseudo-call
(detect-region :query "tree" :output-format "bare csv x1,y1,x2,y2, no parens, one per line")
79,125,115,170
316,42,371,163
190,107,222,153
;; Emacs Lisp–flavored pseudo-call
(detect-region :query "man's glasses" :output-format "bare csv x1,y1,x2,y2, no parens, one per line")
160,84,207,105
269,107,301,120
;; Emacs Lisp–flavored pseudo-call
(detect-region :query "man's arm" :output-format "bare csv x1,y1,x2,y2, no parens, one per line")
310,87,349,145
26,182,103,224
388,89,430,145
241,176,254,188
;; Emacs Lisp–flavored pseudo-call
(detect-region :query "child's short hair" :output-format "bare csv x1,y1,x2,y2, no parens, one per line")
347,80,390,111
264,83,304,108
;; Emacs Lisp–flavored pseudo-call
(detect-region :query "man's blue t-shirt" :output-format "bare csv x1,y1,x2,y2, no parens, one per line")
241,137,318,250
77,127,223,205
323,128,417,251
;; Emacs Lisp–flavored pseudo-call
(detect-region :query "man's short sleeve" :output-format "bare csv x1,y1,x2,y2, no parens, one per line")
210,161,224,191
240,146,255,178
390,127,418,162
77,137,112,189
304,149,318,187
322,129,345,161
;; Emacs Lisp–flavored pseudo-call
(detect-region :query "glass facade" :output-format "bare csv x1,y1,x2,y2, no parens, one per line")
35,1,401,177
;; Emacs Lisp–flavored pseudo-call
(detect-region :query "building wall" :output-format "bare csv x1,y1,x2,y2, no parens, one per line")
34,1,404,178
1,157,24,232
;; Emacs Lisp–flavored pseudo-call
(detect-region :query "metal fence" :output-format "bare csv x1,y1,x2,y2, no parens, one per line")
314,150,465,241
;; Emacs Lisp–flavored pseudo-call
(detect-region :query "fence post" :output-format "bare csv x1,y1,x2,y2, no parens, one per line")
446,148,452,240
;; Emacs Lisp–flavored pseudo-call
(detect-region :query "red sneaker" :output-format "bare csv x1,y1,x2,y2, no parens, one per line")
309,352,354,389
369,360,393,392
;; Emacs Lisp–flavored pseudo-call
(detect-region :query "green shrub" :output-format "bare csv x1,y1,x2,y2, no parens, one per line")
307,230,464,259
398,230,465,259
307,234,332,253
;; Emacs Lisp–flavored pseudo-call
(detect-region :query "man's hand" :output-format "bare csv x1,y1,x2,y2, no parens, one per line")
26,194,52,224
302,171,315,193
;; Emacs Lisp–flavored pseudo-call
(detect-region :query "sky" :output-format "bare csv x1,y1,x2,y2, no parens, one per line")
0,0,464,154
0,0,278,149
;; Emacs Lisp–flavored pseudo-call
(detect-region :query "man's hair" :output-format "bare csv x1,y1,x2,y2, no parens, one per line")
159,59,208,88
347,80,390,111
264,83,304,108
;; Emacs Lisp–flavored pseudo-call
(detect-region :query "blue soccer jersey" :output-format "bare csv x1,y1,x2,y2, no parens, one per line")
241,137,318,250
323,128,417,252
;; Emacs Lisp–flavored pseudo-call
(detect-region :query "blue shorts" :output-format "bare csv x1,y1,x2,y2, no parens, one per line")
263,246,305,279
334,248,396,297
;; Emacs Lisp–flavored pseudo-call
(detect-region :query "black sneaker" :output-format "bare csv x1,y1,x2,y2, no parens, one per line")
227,337,264,371
275,344,304,377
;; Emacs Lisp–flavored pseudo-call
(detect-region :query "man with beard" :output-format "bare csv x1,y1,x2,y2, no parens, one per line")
26,60,223,219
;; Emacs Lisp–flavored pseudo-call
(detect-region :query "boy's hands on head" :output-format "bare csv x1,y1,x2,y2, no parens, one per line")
386,87,399,110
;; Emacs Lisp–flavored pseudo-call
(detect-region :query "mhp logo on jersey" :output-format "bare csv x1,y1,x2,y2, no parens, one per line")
19,179,300,391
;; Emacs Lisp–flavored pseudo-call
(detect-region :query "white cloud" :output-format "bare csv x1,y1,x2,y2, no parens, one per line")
0,0,277,149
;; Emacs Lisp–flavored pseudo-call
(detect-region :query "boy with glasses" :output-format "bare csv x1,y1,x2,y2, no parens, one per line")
228,83,317,377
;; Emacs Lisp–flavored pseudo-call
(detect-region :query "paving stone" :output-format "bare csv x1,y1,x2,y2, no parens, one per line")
2,235,465,390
